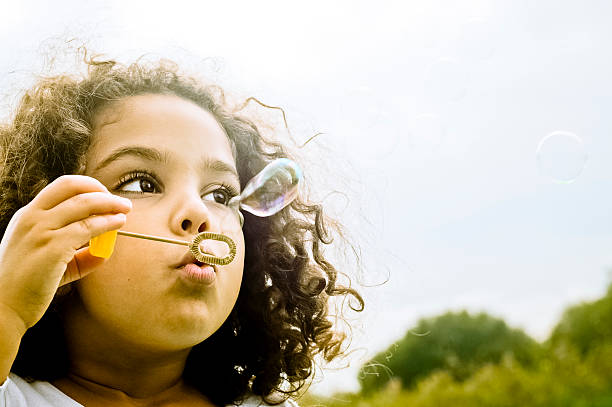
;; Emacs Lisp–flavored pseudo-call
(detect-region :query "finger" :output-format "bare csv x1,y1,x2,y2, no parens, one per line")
32,175,110,211
59,212,127,253
61,247,107,286
46,192,131,230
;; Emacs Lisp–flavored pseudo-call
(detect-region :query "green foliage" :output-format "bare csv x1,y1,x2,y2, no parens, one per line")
547,282,612,356
301,281,612,407
303,345,612,407
358,310,542,394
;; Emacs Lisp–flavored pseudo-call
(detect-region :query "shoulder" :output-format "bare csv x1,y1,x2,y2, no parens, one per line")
228,394,299,407
0,373,82,407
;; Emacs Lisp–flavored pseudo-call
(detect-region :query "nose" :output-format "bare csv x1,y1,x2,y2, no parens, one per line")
172,193,212,236
181,218,206,234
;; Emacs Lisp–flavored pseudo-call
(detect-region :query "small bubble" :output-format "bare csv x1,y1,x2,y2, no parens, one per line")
362,108,398,158
536,131,588,183
339,105,399,168
453,19,497,61
336,85,397,163
406,114,446,153
426,58,468,102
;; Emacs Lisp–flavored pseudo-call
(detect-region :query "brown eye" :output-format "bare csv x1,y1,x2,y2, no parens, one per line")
203,186,238,206
117,171,160,194
121,178,156,193
139,179,155,193
213,190,229,204
203,189,230,205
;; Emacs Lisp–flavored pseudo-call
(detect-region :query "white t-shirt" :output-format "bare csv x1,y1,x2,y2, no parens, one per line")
0,374,298,407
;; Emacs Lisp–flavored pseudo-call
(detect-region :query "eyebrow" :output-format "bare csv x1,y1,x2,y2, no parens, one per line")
93,145,240,184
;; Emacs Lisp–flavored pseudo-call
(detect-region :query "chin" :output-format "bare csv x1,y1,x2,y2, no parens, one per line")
159,315,226,348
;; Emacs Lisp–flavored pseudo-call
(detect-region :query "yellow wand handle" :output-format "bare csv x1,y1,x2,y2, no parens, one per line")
89,230,118,258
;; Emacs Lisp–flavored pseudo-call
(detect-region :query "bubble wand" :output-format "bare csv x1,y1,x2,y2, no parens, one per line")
89,158,302,265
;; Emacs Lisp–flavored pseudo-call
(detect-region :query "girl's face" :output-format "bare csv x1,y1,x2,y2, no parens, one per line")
76,94,245,351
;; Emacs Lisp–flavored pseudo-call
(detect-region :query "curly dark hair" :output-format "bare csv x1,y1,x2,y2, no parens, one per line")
0,52,364,406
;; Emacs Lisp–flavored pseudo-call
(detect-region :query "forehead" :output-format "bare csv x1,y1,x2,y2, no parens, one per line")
87,94,235,168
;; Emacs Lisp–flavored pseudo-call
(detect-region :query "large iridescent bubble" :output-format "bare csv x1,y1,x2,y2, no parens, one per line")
229,158,302,218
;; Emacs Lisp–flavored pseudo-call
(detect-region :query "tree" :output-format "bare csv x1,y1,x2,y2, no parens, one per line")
547,281,612,356
358,310,541,394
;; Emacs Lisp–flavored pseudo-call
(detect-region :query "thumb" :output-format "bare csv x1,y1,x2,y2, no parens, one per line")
60,247,107,287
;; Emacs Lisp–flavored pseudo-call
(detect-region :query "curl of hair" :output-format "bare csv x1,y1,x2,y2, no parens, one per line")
1,52,364,406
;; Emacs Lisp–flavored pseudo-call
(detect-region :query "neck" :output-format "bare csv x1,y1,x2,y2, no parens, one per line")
57,296,192,401
63,349,189,399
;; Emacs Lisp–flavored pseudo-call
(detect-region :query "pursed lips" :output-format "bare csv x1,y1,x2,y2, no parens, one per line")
175,247,218,273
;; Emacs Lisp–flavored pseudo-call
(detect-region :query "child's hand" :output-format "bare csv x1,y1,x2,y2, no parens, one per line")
0,175,132,330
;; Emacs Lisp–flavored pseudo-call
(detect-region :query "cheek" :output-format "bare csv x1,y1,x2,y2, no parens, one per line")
78,237,160,306
76,255,145,308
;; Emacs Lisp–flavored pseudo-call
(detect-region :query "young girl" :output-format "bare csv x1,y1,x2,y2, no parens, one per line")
0,53,363,406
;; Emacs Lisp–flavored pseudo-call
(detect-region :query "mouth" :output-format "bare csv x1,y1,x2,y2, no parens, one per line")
174,238,227,286
176,251,217,285
178,262,216,285
176,250,218,273
194,259,217,272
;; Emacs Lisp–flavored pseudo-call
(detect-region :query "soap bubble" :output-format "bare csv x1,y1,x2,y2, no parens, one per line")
357,107,398,163
336,86,399,164
231,158,302,217
426,58,468,102
536,131,588,183
453,19,497,61
406,114,446,153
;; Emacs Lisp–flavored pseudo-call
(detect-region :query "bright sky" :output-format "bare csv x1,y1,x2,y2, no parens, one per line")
1,0,611,397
